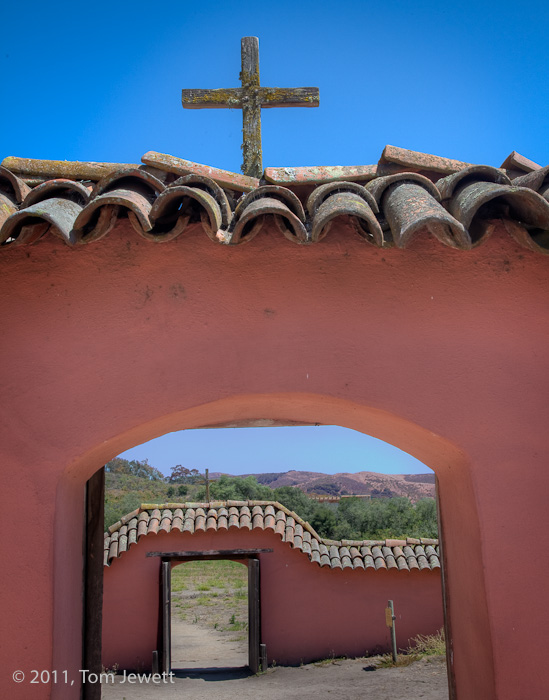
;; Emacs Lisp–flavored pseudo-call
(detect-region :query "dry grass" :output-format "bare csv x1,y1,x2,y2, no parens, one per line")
376,628,446,668
171,560,248,639
410,628,446,656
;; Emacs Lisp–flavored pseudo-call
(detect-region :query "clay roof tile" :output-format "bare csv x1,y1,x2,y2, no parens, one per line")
104,500,441,573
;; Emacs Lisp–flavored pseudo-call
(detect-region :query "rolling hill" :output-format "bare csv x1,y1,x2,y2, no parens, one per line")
243,470,435,502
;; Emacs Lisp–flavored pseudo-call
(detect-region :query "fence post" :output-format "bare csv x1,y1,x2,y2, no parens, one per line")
385,600,398,662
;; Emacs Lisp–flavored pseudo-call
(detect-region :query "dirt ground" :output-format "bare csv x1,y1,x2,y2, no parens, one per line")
101,653,449,700
102,618,449,700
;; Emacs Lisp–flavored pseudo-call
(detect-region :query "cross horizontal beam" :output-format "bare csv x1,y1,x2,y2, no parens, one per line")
182,87,319,110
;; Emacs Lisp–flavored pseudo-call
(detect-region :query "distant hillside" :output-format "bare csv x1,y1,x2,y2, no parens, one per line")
241,470,435,502
104,460,438,538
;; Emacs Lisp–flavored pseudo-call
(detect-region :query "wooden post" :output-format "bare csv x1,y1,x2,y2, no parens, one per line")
205,468,210,503
248,558,261,673
436,476,457,700
161,561,171,675
83,467,104,700
260,643,267,672
385,599,398,663
240,37,262,179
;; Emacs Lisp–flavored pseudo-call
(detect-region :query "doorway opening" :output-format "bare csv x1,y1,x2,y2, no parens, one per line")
152,549,269,676
170,560,249,673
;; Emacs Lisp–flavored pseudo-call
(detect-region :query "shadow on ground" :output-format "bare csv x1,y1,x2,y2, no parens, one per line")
172,666,252,681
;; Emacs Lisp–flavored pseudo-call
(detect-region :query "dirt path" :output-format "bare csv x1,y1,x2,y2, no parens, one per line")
170,616,248,669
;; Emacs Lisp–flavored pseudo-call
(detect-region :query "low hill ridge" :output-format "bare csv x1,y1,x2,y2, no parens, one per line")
240,470,435,502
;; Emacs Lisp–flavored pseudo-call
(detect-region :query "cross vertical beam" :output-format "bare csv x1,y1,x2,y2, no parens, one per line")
240,37,262,179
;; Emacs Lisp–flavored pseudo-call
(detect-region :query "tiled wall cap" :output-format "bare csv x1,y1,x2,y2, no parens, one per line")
1,148,549,253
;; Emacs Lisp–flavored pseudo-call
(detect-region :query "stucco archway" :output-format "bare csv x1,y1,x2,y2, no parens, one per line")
56,393,491,700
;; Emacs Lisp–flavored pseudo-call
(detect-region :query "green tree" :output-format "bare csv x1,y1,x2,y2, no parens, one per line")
177,484,189,498
272,486,315,521
413,498,438,538
196,475,273,501
168,465,200,483
105,457,164,481
331,496,438,540
309,504,337,537
104,492,142,529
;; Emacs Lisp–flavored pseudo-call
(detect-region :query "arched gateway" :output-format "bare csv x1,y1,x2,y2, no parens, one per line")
1,149,548,700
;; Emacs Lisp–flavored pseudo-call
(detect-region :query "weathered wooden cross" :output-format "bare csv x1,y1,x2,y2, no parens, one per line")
181,36,319,179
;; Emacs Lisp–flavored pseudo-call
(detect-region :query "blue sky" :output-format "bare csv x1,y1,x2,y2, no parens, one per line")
3,0,548,170
3,1,546,476
119,427,429,477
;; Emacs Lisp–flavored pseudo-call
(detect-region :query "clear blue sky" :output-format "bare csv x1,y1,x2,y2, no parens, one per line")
119,427,429,477
2,0,548,170
3,1,546,476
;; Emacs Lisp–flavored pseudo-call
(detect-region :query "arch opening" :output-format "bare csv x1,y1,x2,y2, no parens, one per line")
53,393,495,700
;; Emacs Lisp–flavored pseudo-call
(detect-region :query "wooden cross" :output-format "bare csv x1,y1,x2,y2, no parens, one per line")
181,37,319,179
203,468,210,502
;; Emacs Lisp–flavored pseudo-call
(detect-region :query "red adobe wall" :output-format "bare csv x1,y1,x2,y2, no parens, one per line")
0,218,548,700
102,528,443,669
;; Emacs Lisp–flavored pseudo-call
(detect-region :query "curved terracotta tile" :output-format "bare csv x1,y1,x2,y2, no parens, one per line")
0,198,82,246
91,167,164,200
231,187,307,244
0,165,31,204
171,174,232,227
22,179,91,208
382,182,469,249
150,186,223,241
234,185,305,221
437,165,511,201
0,193,18,230
447,181,549,249
310,191,384,245
306,181,378,217
74,190,151,242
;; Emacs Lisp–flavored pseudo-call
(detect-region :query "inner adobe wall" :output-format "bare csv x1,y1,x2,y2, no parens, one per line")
102,528,443,669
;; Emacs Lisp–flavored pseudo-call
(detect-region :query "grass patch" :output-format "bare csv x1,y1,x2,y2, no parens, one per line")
314,655,345,667
410,628,445,656
376,653,421,668
171,560,248,634
225,613,247,631
172,560,247,590
376,628,446,668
